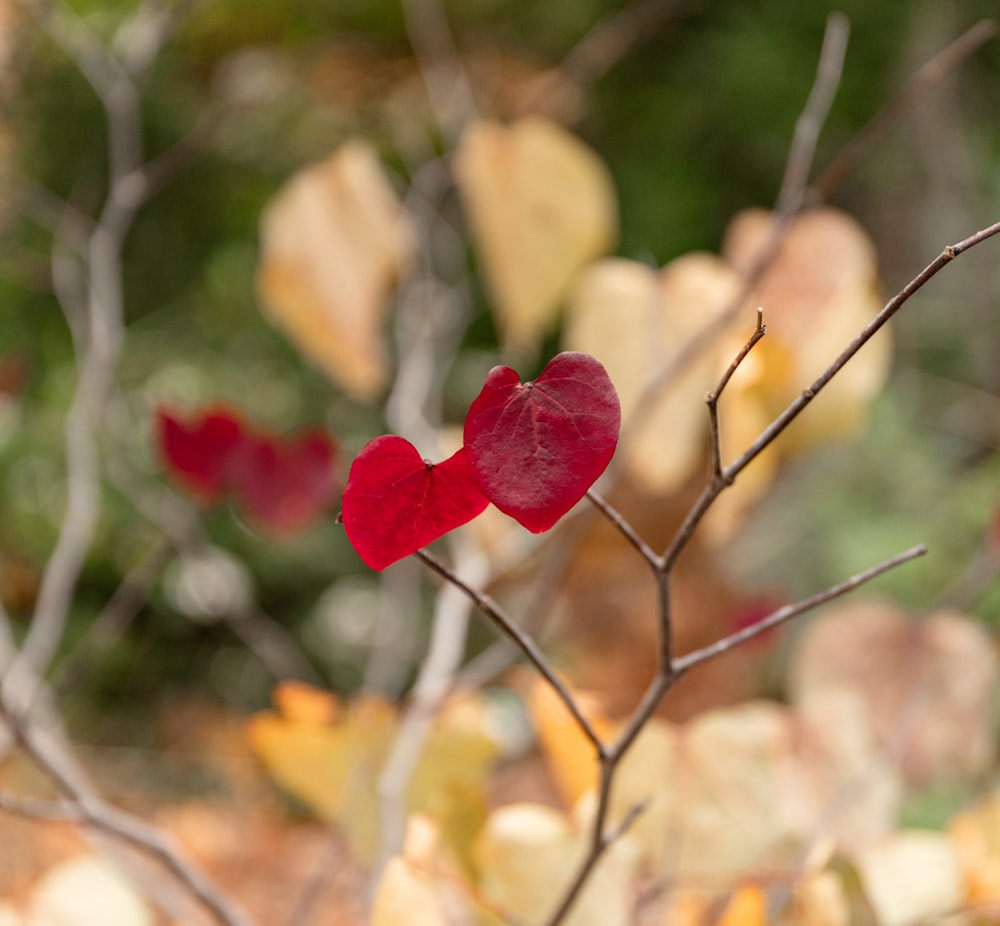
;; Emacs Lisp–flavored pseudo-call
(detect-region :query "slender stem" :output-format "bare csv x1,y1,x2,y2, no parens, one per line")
727,221,1000,484
673,544,927,673
415,549,606,754
706,307,766,479
775,12,850,214
0,699,257,926
585,489,659,567
812,18,998,200
616,14,848,461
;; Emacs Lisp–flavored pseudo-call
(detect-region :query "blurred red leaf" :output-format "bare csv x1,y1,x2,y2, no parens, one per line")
229,428,338,536
463,352,620,533
156,404,338,536
156,405,245,504
341,436,489,570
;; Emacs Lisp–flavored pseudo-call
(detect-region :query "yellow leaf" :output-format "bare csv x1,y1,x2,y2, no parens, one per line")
247,685,497,864
370,856,451,926
853,831,963,926
26,856,154,926
257,140,413,399
455,118,618,351
565,254,742,494
720,206,888,450
473,803,635,926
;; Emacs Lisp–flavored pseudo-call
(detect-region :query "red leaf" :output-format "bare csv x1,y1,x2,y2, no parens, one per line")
341,436,489,570
464,352,620,533
156,405,245,504
228,429,339,536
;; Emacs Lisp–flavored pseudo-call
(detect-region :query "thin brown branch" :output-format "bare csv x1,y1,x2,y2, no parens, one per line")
727,220,1000,482
0,789,79,821
520,0,700,117
585,489,659,567
706,307,766,479
659,218,1000,575
415,548,605,754
673,544,927,672
0,700,258,926
775,11,850,214
400,0,477,142
6,0,176,701
812,18,998,200
619,13,849,459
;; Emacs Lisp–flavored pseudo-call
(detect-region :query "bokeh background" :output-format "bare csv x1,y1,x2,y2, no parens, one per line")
1,0,999,729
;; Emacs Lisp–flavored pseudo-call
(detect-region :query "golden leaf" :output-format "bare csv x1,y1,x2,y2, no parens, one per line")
473,803,635,926
257,140,413,399
455,118,618,351
247,684,497,864
565,254,742,494
370,856,451,926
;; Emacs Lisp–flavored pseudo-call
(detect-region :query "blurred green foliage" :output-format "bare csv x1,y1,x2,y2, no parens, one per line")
1,0,999,720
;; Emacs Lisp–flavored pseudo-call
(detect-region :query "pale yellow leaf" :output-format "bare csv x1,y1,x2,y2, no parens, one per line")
788,603,999,787
566,255,741,494
370,857,450,926
577,699,896,885
473,803,635,926
719,206,887,451
704,206,887,542
853,831,963,926
25,856,153,926
247,685,497,863
257,140,413,399
456,118,618,350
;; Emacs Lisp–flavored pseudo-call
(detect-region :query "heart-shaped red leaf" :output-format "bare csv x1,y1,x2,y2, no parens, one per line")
156,405,245,504
228,429,338,536
464,351,620,533
341,436,489,570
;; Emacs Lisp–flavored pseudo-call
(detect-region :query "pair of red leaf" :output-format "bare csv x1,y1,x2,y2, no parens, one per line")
156,405,339,536
342,352,621,570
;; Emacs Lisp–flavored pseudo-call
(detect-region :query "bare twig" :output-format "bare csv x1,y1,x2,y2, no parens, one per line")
659,218,1000,576
776,12,850,215
5,0,172,704
585,489,659,567
51,534,178,695
0,693,257,926
706,307,766,479
673,544,927,671
620,12,849,457
400,0,477,142
416,549,605,753
812,18,998,200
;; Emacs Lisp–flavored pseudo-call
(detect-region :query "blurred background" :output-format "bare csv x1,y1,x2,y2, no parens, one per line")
1,0,999,733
